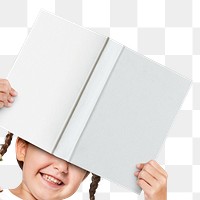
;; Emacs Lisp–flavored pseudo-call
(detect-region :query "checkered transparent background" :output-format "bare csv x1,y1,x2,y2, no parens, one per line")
0,0,199,199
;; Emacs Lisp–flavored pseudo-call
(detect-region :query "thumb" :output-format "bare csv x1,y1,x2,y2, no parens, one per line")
10,88,18,96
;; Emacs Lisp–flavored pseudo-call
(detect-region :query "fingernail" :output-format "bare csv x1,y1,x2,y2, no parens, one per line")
14,91,18,96
136,164,140,168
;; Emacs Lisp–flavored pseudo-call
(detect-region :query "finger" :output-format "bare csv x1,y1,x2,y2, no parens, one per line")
149,160,167,177
134,171,140,177
0,83,8,94
0,93,12,107
143,162,168,187
0,93,7,103
0,78,10,85
138,170,157,187
137,179,151,193
9,88,18,97
3,101,12,107
0,79,12,93
0,101,4,108
0,79,17,97
142,162,161,181
0,84,11,96
137,161,166,178
7,95,15,103
136,163,145,170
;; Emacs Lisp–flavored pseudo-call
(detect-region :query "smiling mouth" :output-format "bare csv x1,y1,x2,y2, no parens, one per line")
40,173,64,186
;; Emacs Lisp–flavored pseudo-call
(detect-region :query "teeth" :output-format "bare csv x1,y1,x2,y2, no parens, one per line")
43,174,62,185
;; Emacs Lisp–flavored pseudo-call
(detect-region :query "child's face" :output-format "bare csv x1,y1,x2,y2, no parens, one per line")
15,138,88,200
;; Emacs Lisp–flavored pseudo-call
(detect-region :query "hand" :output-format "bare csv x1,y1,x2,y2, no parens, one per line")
0,79,18,108
134,160,167,200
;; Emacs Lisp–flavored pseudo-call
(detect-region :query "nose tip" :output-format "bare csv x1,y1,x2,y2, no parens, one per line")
62,168,68,174
53,159,69,174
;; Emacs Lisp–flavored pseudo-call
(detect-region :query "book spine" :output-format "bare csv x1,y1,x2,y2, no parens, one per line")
51,37,109,157
53,40,124,160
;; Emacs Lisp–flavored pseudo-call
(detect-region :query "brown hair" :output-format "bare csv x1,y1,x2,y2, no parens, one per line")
0,132,13,161
0,132,101,199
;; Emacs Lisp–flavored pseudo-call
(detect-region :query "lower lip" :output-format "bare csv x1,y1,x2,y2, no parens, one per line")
39,173,64,190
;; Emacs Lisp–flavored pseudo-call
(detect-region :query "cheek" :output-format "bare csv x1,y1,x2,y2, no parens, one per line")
22,157,41,183
69,165,87,186
22,150,50,181
63,173,84,197
24,145,52,170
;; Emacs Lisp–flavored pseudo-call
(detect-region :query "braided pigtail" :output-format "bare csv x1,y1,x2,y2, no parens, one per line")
0,132,13,161
89,173,101,200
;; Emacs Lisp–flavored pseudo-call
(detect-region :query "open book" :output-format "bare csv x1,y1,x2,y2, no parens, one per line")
0,10,191,194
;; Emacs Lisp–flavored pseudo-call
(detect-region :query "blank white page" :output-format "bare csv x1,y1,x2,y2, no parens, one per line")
0,10,108,152
69,45,191,193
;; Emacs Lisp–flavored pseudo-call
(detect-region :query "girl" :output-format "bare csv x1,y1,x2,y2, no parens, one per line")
0,78,167,200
